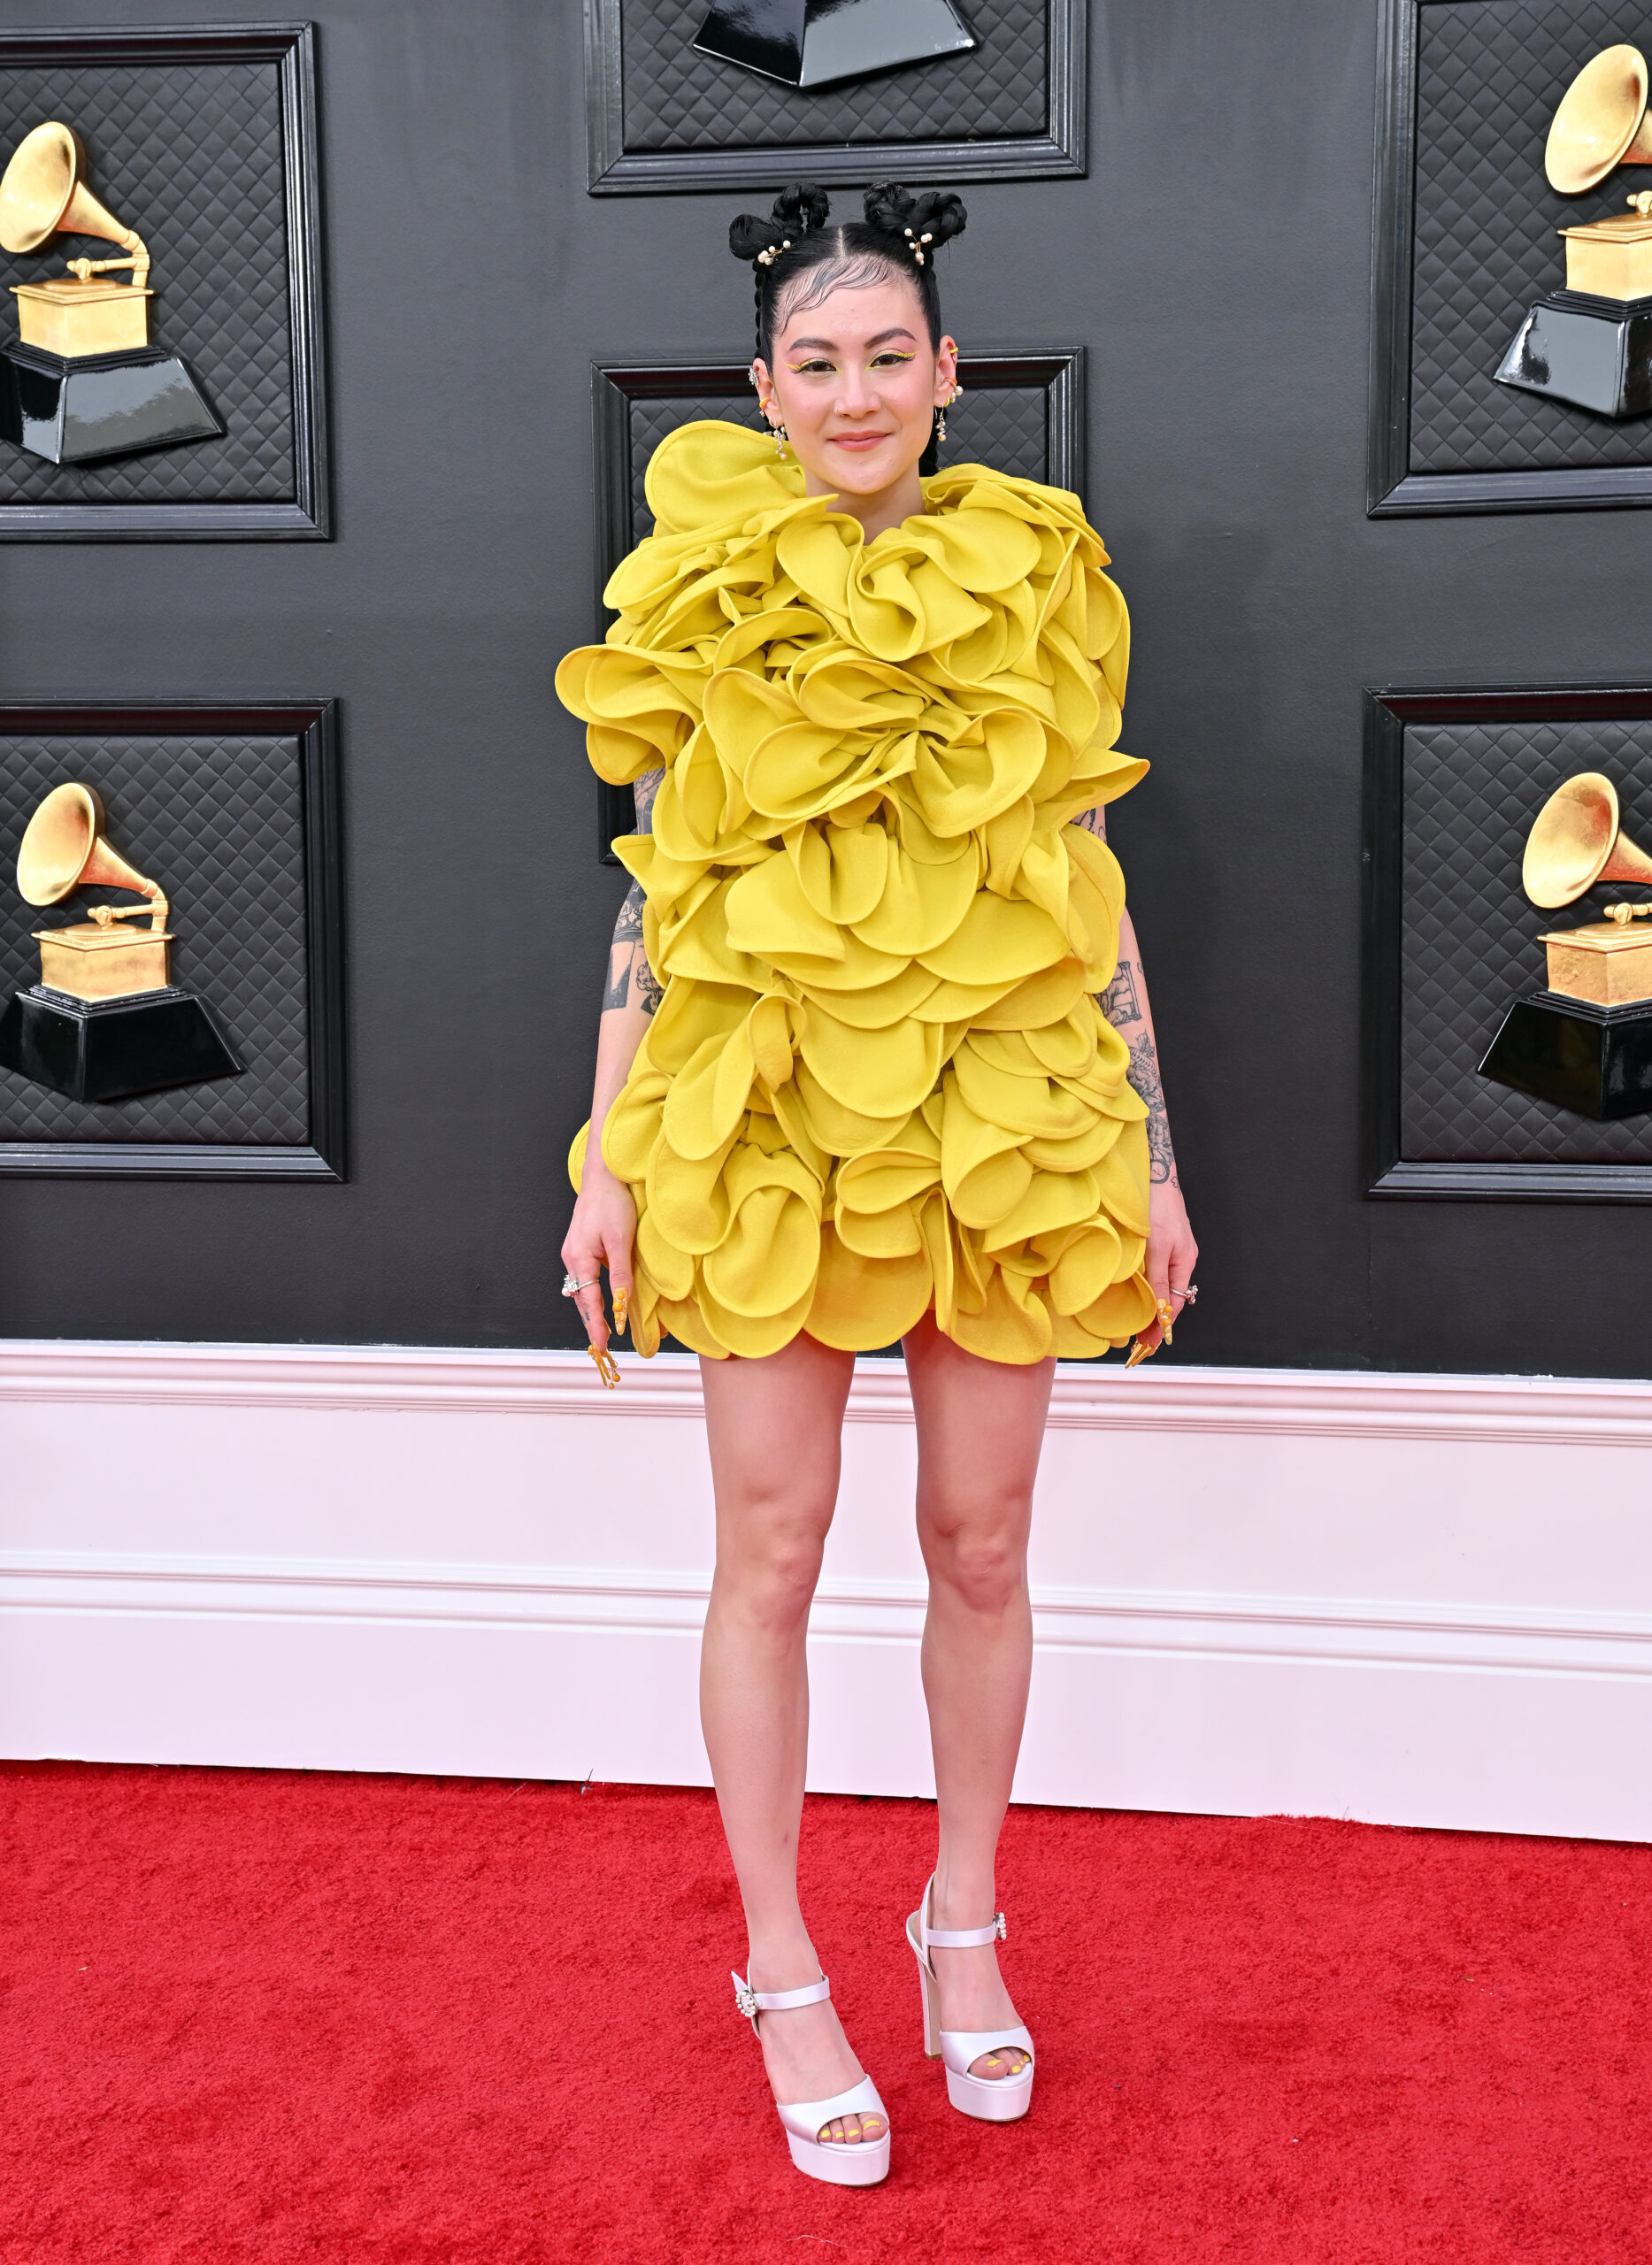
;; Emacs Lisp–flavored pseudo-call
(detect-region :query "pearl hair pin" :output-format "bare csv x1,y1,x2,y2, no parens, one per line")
756,237,792,267
903,226,935,265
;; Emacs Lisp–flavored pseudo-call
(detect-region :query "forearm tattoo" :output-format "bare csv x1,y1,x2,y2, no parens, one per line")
601,769,665,1017
1075,802,1177,1184
1095,947,1178,1187
1095,959,1140,1025
1126,1029,1177,1186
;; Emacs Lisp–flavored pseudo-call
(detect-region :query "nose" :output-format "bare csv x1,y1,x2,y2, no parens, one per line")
836,365,880,418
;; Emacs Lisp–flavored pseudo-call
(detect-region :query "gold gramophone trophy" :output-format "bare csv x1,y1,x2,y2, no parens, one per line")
0,121,219,465
1498,45,1652,418
1479,773,1652,1118
0,783,240,1102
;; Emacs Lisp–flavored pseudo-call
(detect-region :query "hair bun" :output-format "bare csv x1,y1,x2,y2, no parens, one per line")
863,182,967,250
773,181,831,234
728,180,831,264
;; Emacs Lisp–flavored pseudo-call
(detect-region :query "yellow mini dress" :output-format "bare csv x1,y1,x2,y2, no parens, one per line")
556,419,1156,1366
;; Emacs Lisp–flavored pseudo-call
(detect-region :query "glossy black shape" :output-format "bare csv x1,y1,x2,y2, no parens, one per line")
695,0,974,90
0,342,222,465
0,984,242,1103
695,0,805,83
1478,990,1652,1121
1495,291,1652,422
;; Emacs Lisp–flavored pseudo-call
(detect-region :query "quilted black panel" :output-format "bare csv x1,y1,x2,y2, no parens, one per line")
1411,1,1652,475
0,736,310,1143
626,380,1052,538
620,0,1048,152
0,60,293,503
1401,718,1652,1161
945,383,1049,481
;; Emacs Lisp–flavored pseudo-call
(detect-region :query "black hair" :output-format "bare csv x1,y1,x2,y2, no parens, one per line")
728,180,967,371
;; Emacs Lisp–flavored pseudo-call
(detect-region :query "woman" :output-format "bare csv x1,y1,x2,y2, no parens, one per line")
557,182,1197,2186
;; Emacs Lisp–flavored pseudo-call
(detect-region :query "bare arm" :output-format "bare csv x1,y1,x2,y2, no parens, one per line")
560,769,664,1357
1073,805,1199,1355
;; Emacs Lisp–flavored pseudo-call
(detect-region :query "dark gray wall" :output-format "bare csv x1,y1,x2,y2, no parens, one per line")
0,0,1646,1375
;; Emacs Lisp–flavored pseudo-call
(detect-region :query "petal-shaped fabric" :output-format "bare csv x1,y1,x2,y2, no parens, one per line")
559,421,1154,1364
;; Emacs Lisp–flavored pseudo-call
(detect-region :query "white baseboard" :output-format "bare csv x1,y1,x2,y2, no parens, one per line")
4,1342,1651,1840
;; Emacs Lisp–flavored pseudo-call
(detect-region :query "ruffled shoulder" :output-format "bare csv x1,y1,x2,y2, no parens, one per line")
645,419,806,536
557,418,1136,797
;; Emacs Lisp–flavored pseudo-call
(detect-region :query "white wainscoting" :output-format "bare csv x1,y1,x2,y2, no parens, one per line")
4,1342,1651,1841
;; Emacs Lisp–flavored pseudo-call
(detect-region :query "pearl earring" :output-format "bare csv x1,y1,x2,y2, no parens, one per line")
771,418,788,456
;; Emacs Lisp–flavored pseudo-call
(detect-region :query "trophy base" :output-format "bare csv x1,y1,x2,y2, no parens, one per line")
0,984,242,1102
1478,990,1652,1120
1495,291,1652,420
694,0,974,88
0,342,222,465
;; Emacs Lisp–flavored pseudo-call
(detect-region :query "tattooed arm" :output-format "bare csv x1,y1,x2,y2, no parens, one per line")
560,768,665,1357
599,768,664,1020
1075,802,1200,1355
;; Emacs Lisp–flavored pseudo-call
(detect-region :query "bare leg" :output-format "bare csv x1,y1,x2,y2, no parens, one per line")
903,1312,1053,2080
699,1331,883,2146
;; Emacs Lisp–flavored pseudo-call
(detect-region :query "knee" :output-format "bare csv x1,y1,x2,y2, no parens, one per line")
921,1508,1027,1616
715,1511,826,1633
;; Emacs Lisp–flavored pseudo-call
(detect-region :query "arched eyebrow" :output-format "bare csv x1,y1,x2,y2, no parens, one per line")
785,326,921,353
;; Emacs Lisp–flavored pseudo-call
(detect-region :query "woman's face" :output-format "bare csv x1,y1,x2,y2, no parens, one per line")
752,271,958,504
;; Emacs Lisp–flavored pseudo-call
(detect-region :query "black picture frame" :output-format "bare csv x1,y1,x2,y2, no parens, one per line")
1364,679,1652,1201
1369,0,1652,518
0,21,329,541
584,0,1087,195
0,698,345,1179
587,349,1086,858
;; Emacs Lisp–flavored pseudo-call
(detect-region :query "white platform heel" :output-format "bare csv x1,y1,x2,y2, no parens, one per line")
905,1875,1034,2123
732,1968,891,2186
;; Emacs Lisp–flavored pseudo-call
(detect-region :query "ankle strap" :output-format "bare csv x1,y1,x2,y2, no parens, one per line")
920,1876,1008,1951
732,1969,831,2022
926,1914,1007,1949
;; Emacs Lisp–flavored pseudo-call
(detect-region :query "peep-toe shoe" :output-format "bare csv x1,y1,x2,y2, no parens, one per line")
732,1967,891,2185
905,1874,1034,2123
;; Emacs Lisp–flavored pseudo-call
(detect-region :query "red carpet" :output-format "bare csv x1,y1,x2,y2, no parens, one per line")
2,1763,1648,2264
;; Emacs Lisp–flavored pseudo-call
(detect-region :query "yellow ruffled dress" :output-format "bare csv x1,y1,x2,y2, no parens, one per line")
556,419,1156,1365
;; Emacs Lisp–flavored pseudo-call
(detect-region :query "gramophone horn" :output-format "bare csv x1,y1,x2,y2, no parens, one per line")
16,782,168,926
1546,45,1652,195
1522,772,1652,908
0,120,145,268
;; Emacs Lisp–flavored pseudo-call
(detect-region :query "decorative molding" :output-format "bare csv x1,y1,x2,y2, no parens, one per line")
9,1340,1652,1447
0,700,345,1180
6,1341,1652,1834
583,0,1087,196
4,1550,1650,1684
0,21,330,541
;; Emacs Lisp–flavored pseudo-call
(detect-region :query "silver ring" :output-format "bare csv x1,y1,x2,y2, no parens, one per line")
1180,1284,1198,1305
561,1273,595,1298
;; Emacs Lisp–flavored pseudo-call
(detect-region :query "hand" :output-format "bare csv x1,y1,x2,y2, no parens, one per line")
1133,1179,1199,1360
560,1151,637,1363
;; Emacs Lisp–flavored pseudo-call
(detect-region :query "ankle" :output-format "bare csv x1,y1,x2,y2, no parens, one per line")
747,1933,822,1992
929,1866,998,1930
